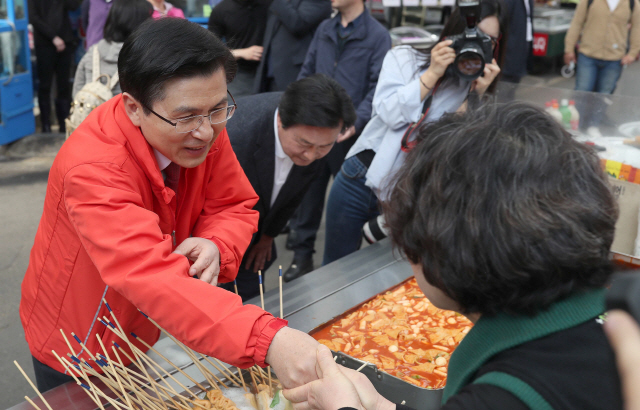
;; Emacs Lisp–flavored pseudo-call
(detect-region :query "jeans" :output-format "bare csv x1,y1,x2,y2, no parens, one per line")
322,156,380,265
575,53,622,129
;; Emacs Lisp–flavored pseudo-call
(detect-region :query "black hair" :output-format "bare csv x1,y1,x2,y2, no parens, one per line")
419,0,509,92
383,102,618,316
118,18,237,112
103,0,153,44
278,74,356,132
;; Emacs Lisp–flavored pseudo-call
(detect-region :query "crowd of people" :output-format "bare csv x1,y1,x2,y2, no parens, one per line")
19,0,640,408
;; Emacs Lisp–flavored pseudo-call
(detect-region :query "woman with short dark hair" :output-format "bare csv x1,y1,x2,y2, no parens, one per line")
72,0,153,97
285,102,623,409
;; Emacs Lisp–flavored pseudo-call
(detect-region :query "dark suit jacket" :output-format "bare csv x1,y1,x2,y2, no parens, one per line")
252,0,331,93
225,92,322,246
502,0,535,79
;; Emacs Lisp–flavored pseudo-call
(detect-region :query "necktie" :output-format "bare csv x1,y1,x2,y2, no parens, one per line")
164,162,180,194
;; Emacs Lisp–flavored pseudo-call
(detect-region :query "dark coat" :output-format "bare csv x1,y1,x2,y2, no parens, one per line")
252,0,331,93
502,0,535,79
298,10,391,134
225,92,322,242
28,0,81,47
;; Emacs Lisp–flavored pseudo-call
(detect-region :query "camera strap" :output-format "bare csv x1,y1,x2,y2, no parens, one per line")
401,93,434,153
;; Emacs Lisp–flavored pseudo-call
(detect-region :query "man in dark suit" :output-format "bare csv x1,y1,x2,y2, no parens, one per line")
501,0,534,85
223,74,356,301
252,0,331,93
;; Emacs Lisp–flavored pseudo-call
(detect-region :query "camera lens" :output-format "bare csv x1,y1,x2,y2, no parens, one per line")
455,52,484,78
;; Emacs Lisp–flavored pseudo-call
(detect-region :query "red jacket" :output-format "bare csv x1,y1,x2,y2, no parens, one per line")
20,95,287,373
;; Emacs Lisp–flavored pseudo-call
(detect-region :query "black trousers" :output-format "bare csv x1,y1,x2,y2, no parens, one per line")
220,241,277,302
32,356,74,393
35,42,73,129
288,141,352,259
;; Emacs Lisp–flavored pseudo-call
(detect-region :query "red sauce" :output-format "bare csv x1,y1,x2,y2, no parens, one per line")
310,278,473,389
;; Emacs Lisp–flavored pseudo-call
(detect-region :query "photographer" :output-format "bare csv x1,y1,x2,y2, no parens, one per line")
287,101,623,410
323,0,507,265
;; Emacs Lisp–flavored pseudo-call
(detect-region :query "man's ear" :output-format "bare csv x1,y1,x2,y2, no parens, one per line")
122,92,143,127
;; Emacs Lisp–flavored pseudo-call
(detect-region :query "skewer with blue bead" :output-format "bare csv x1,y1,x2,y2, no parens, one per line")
279,265,284,319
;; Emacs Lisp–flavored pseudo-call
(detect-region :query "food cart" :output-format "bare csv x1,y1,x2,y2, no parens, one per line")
9,84,640,410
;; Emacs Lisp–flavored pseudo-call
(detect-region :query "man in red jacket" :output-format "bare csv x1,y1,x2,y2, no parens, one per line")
20,18,318,392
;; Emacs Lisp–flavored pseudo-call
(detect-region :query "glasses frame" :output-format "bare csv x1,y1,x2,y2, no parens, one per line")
143,90,237,133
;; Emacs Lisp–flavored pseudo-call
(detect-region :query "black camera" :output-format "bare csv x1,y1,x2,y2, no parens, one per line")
447,0,494,80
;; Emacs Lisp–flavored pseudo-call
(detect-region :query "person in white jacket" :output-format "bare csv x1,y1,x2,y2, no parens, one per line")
322,0,506,265
73,0,152,97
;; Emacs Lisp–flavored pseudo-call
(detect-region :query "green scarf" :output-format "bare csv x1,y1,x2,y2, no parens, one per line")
442,288,606,404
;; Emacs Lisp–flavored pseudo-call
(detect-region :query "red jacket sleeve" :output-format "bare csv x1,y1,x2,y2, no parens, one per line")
193,131,259,283
63,161,284,367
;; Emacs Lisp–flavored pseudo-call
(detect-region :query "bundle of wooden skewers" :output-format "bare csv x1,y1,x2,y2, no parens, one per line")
15,267,289,410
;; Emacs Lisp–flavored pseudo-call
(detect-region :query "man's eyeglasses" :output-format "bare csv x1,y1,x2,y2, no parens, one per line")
144,90,237,134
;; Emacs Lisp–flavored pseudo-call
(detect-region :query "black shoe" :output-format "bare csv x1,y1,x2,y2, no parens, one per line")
285,229,297,250
283,257,313,282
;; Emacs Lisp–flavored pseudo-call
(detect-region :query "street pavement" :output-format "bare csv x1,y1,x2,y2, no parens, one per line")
2,63,640,407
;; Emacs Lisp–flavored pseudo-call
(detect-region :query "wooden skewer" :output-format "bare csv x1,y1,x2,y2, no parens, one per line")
100,339,191,410
119,348,188,410
80,357,166,410
51,352,104,409
237,366,248,392
258,270,265,311
94,336,135,409
257,272,273,394
59,329,78,357
65,354,104,408
112,346,169,410
124,342,208,407
279,265,284,319
249,368,260,392
356,363,368,372
129,332,209,393
267,367,273,396
140,314,227,391
196,354,234,389
252,366,267,386
228,284,249,391
115,343,195,410
171,342,221,391
24,396,43,410
13,361,54,410
212,357,243,386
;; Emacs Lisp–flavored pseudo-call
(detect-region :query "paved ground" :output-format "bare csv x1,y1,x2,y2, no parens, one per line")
3,62,640,407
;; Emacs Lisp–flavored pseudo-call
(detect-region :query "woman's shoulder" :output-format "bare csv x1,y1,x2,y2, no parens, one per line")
473,318,622,409
387,45,426,64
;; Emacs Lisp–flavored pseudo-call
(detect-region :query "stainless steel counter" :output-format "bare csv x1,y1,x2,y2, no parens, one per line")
9,240,415,410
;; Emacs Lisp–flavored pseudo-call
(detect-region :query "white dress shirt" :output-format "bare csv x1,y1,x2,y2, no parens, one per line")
524,0,533,42
271,109,294,207
154,148,171,171
608,0,621,11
